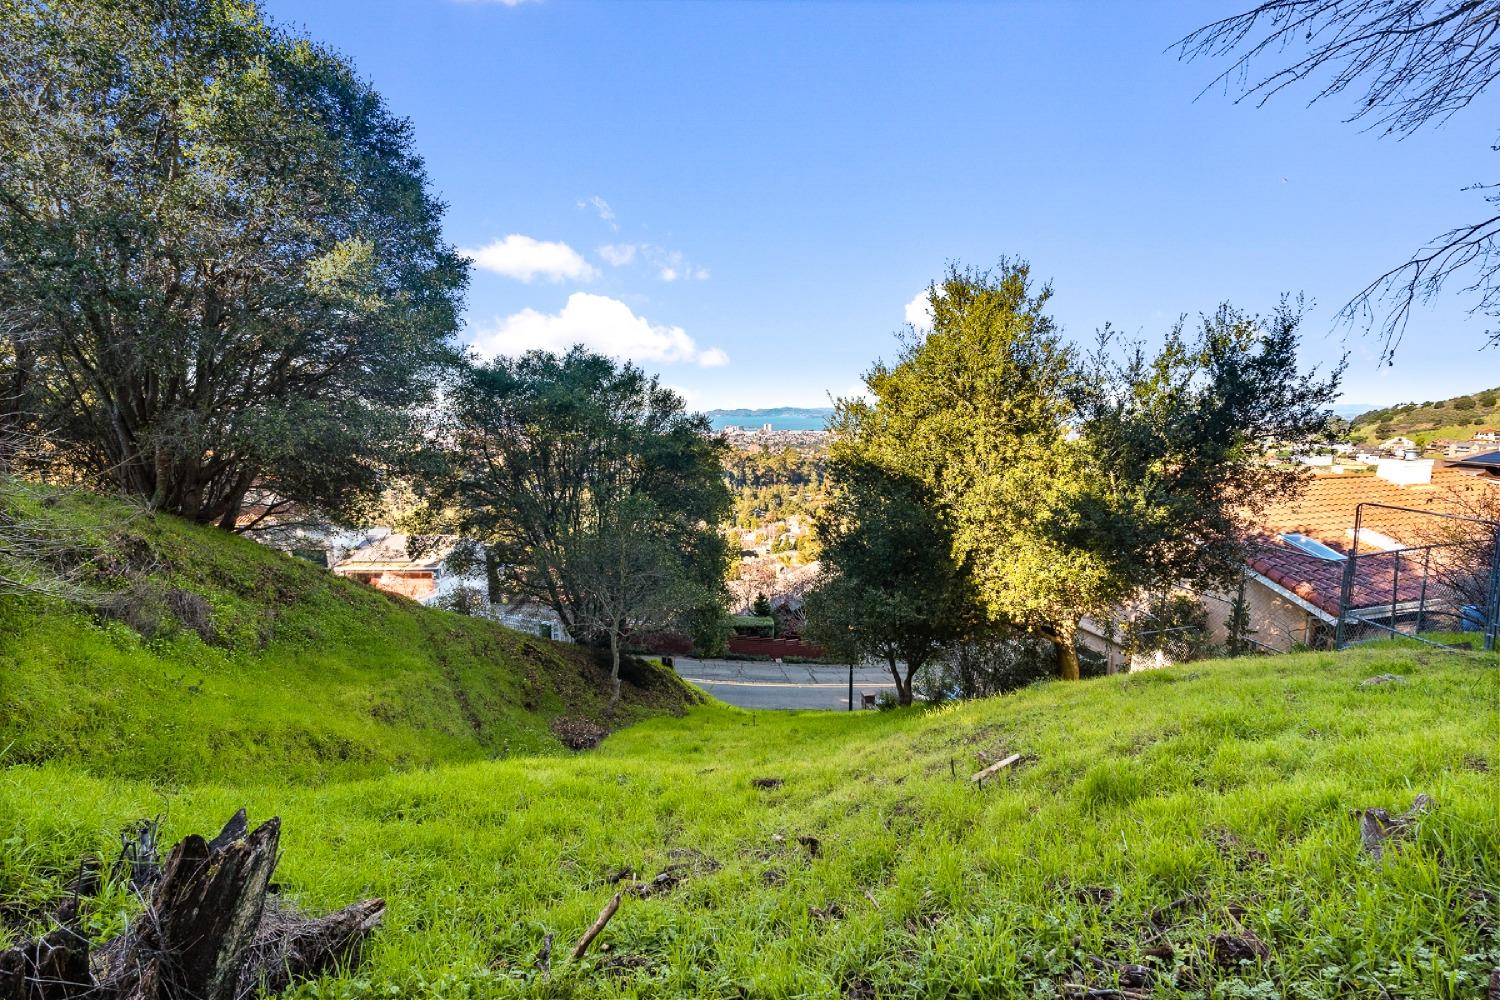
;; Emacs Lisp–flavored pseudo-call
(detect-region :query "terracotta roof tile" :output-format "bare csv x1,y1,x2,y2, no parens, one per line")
1245,469,1497,616
1247,536,1427,617
1258,469,1491,547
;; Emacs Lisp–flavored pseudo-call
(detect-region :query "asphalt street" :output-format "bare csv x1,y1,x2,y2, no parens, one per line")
673,657,897,710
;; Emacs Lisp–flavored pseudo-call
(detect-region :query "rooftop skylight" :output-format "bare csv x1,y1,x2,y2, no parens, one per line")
1280,532,1347,561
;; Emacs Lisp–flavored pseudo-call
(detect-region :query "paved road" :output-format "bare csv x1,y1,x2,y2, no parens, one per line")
674,657,897,710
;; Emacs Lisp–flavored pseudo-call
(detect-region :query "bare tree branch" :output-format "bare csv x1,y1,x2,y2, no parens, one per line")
1178,1,1500,353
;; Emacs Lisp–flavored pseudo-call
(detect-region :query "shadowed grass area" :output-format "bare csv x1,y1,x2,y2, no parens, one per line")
3,646,1495,998
0,488,698,784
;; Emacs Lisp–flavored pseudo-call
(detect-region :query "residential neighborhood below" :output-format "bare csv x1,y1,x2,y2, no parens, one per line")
251,397,1500,682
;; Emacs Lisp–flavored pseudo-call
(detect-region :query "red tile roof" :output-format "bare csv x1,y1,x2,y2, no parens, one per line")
1257,469,1490,547
1245,468,1497,616
1246,536,1428,617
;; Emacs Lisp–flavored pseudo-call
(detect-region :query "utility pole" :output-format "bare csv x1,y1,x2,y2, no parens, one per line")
846,624,855,711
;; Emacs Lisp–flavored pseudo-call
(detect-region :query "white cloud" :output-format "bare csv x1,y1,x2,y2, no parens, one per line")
643,245,709,282
455,0,539,7
462,235,597,283
579,195,619,231
471,292,729,367
598,243,637,266
905,289,935,328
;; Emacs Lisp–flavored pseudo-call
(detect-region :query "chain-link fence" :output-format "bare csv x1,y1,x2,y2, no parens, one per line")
1334,503,1499,652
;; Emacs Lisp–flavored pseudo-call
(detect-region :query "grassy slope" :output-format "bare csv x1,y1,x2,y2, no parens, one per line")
3,647,1496,999
0,489,697,784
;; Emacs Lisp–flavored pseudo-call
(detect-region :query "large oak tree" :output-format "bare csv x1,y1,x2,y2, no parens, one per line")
0,0,466,526
846,262,1340,679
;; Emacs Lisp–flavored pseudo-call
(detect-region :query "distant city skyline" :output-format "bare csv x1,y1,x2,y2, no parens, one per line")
262,0,1494,409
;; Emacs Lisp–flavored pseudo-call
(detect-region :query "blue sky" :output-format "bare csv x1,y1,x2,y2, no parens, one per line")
263,0,1494,410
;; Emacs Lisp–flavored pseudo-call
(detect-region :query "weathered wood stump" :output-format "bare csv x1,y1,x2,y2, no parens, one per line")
0,811,383,1000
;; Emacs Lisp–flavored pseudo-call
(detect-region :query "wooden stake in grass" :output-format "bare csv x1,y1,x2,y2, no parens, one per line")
571,892,622,960
970,753,1022,786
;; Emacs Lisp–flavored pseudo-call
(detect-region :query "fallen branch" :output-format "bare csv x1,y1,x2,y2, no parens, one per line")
970,753,1022,784
571,892,622,961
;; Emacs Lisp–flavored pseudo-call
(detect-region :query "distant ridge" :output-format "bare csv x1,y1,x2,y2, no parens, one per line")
1350,385,1500,443
1331,403,1379,420
705,407,834,431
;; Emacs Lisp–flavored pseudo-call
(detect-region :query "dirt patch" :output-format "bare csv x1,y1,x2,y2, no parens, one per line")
751,777,783,790
551,716,608,750
625,849,721,899
1209,930,1270,968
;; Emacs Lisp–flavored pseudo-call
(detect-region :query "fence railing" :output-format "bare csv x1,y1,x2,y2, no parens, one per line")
1334,503,1499,653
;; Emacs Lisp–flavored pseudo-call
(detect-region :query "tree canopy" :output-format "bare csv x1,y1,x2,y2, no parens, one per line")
0,0,466,526
433,348,731,648
825,262,1340,680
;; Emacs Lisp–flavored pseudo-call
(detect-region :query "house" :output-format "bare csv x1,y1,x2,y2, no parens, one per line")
1474,429,1498,443
1078,459,1497,666
1198,460,1497,651
1378,436,1417,455
330,530,460,602
1447,440,1491,459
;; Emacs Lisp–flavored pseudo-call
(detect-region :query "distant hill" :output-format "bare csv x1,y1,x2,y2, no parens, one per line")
1350,385,1500,443
705,406,834,431
1331,402,1380,420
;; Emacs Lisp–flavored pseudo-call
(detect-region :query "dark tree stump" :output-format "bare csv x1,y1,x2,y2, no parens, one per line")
0,929,91,1000
242,897,387,995
112,810,279,1000
3,811,383,1000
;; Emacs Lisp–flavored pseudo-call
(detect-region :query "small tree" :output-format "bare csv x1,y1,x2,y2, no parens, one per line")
564,499,700,710
1224,571,1259,656
751,593,773,618
803,457,976,706
432,349,730,640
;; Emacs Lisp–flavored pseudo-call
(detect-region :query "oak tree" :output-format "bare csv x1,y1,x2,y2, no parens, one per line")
0,0,466,526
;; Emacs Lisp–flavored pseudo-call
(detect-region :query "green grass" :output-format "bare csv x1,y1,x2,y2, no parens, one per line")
3,647,1496,999
0,487,697,784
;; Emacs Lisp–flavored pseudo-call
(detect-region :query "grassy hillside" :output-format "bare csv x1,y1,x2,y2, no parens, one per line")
1351,385,1500,444
3,646,1495,998
0,487,698,784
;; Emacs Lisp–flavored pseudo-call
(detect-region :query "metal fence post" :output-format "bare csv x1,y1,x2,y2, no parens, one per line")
1415,548,1430,636
1390,553,1400,636
1486,525,1500,654
1334,506,1363,650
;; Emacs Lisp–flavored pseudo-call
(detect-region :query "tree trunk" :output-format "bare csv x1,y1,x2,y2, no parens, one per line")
885,651,913,707
608,631,622,711
899,655,923,707
1054,619,1081,681
484,547,503,603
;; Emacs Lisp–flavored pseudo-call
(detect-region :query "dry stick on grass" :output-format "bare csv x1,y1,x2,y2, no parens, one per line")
571,892,622,960
970,753,1022,786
